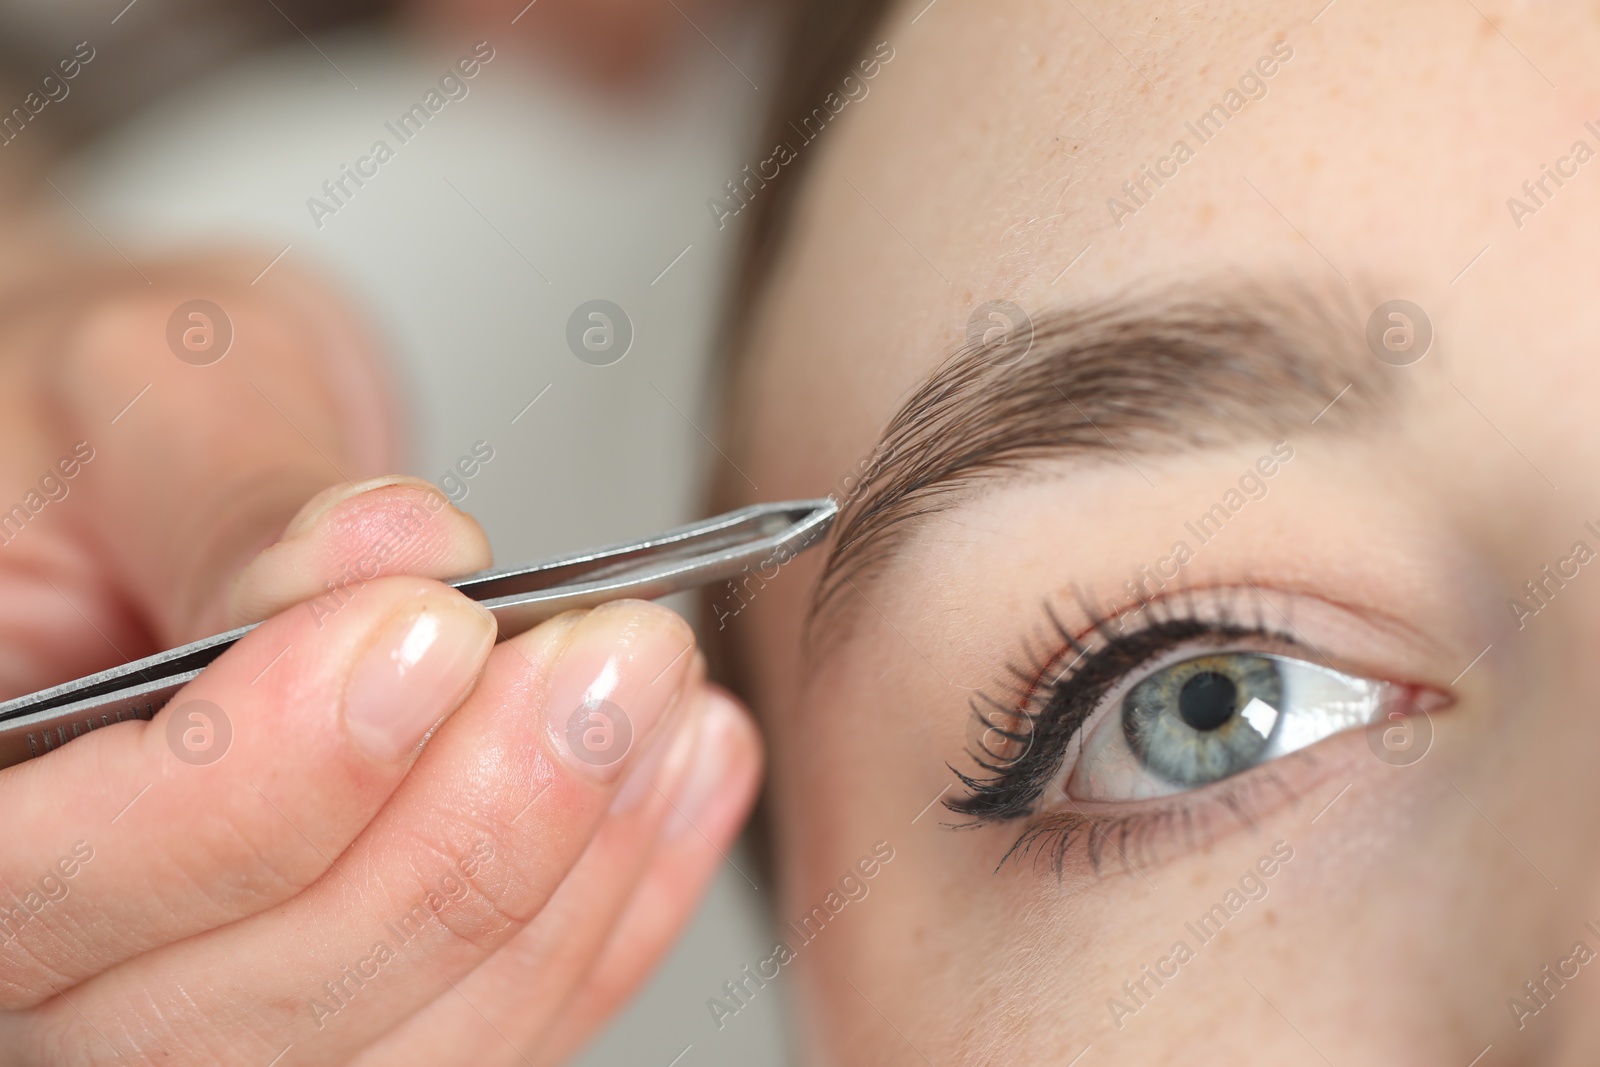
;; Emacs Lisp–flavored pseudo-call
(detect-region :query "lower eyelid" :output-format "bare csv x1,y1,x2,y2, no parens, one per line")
1001,735,1356,879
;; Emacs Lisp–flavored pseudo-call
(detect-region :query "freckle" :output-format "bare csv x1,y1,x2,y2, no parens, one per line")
1264,909,1278,927
1196,202,1215,226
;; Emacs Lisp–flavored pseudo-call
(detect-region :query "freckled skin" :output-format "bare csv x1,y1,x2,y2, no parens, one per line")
727,1,1600,1063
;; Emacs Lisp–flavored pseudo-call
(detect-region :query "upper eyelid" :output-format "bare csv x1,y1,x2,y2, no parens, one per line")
1059,578,1462,685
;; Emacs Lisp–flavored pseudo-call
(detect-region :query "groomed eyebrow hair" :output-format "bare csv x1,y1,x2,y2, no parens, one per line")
808,281,1401,636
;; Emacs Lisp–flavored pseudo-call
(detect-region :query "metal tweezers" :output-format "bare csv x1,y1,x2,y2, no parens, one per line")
0,498,836,771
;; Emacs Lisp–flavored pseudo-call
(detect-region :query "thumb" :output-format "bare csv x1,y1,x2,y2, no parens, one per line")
47,256,403,643
225,475,493,628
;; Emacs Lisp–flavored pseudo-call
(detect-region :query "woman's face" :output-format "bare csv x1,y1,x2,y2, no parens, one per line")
729,1,1600,1063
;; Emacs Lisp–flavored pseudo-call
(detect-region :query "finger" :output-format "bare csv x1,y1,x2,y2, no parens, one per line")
19,601,702,1065
533,688,762,1065
0,575,495,1009
347,679,713,1067
48,255,401,645
408,0,735,84
350,685,761,1066
226,476,492,628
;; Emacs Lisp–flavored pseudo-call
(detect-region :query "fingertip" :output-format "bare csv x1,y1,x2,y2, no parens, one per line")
225,477,493,626
533,600,701,783
342,587,500,765
666,685,763,842
280,476,427,540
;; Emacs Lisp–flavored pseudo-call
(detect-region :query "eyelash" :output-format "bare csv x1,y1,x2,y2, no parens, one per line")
998,769,1302,879
944,589,1306,874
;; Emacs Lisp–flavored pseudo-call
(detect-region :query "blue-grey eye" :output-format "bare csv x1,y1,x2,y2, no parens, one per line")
1067,648,1394,803
1121,653,1283,787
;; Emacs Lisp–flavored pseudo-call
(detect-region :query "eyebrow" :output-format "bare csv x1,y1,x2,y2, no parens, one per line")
808,280,1401,636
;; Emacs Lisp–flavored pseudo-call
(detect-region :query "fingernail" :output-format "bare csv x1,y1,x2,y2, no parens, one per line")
611,657,708,814
283,475,435,540
668,690,746,839
543,601,697,783
345,592,498,762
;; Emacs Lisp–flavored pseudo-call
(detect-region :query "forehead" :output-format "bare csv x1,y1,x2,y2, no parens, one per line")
736,0,1600,499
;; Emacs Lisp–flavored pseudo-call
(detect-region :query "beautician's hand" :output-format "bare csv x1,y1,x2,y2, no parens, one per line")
408,0,738,85
0,256,761,1065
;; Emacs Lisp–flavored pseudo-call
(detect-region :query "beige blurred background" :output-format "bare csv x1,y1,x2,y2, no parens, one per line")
27,13,789,1067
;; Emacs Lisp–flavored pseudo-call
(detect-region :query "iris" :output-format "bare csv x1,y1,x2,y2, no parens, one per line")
1121,653,1282,787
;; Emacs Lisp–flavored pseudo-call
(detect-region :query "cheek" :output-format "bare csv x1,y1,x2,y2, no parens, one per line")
768,645,1001,1055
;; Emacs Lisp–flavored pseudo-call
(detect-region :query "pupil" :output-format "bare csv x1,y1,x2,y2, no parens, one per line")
1178,671,1237,732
